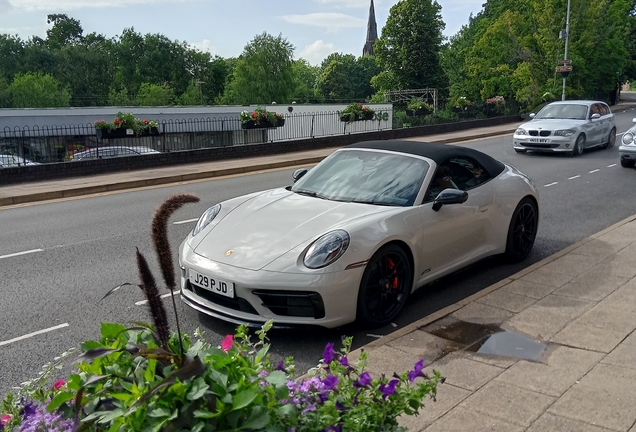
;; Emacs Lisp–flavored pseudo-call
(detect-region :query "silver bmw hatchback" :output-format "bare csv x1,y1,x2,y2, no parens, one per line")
619,117,636,168
513,100,616,156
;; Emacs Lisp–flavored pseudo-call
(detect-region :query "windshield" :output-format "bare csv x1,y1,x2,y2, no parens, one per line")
535,104,588,120
291,149,430,206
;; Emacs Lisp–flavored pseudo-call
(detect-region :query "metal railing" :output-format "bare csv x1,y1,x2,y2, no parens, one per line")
0,103,519,167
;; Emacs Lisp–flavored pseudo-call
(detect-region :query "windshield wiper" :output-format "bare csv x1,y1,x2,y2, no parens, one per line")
294,189,329,200
347,199,396,206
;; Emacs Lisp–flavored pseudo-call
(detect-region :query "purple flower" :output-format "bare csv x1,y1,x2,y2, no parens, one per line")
323,342,336,363
324,426,342,432
322,374,338,391
408,359,427,382
335,400,349,411
379,379,399,399
19,403,77,432
276,360,287,372
302,404,316,413
258,370,269,378
20,399,37,419
340,356,349,367
353,371,372,388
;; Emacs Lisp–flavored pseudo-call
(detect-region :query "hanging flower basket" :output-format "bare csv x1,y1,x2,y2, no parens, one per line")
240,108,285,129
96,127,159,140
406,108,432,116
241,118,286,130
94,112,160,139
339,102,376,123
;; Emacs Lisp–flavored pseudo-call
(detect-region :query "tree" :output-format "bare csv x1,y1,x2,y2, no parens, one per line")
46,14,84,49
222,32,295,104
136,82,175,106
315,54,381,102
176,80,204,105
0,34,24,82
0,77,11,107
291,59,320,103
374,0,447,91
9,72,70,107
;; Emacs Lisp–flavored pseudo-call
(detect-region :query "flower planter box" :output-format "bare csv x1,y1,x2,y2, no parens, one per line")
96,127,159,139
406,109,432,116
340,112,374,122
241,118,285,130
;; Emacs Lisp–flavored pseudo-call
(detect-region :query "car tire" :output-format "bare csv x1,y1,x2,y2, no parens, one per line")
514,149,527,154
504,197,538,262
601,128,616,149
571,134,585,157
620,158,635,168
357,244,412,327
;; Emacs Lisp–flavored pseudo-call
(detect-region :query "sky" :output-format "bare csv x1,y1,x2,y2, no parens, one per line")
0,0,485,65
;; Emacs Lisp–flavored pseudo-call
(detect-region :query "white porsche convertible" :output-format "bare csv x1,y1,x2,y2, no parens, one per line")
179,141,539,328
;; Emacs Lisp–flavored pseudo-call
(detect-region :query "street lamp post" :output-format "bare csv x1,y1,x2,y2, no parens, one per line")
196,81,205,105
561,0,572,101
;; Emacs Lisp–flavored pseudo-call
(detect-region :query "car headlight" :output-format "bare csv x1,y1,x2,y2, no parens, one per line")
515,128,527,135
192,204,221,237
554,130,575,137
623,133,634,145
303,230,350,269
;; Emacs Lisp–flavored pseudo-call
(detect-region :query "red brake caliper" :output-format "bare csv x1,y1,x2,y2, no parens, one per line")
387,257,399,293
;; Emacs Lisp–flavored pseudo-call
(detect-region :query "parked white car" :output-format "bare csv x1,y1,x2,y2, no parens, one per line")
179,140,540,328
513,100,616,156
72,146,160,161
0,154,40,168
619,117,636,168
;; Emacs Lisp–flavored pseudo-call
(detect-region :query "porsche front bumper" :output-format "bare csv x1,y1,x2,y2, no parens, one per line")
179,240,364,329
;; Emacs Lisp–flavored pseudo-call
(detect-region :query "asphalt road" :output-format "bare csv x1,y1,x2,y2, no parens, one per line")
1,107,635,398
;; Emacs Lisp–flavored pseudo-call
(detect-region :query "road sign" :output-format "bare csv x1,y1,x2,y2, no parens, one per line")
558,59,572,65
556,65,573,72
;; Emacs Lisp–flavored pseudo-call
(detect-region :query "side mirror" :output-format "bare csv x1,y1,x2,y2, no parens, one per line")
432,189,469,211
529,113,536,118
292,168,308,183
591,113,601,120
632,118,636,123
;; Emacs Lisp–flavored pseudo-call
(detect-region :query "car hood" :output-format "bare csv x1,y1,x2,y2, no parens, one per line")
193,188,391,270
521,118,587,131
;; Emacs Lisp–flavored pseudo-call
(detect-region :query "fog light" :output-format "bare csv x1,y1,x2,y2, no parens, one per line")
180,265,186,277
565,144,570,148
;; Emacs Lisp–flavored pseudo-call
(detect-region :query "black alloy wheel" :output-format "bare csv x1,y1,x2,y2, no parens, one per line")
357,244,412,327
505,197,538,262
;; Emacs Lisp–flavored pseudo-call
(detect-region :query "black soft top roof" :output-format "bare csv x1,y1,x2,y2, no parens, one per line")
345,140,506,178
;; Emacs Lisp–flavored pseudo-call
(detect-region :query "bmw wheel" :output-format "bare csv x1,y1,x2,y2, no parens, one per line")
505,197,538,262
357,244,412,327
602,128,616,149
570,134,585,157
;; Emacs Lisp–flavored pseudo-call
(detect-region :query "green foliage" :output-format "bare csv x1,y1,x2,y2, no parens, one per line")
407,97,434,111
239,107,284,126
315,54,381,102
136,82,175,106
176,80,205,105
339,102,376,122
108,85,132,106
222,32,295,104
93,112,158,135
374,0,447,91
291,59,320,103
46,14,84,49
8,72,70,108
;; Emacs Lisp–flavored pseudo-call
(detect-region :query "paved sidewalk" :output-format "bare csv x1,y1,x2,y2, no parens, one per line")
354,214,636,432
2,108,636,430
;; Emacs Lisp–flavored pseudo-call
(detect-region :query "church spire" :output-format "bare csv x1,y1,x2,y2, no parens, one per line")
363,0,378,56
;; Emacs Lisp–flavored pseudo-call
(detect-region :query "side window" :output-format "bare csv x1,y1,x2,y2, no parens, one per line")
590,104,601,118
424,157,491,202
600,104,610,116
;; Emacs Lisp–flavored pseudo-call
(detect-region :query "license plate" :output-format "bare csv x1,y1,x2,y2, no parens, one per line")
529,138,549,143
189,269,234,298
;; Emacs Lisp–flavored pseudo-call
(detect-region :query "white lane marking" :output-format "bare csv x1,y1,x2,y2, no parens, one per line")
617,132,625,136
568,175,581,180
544,182,558,187
0,323,69,347
173,218,198,225
607,164,617,168
589,169,600,173
367,334,384,338
0,248,44,260
136,290,181,306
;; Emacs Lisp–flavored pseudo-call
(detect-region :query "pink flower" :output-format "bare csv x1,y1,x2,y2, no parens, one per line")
221,335,233,352
52,379,66,390
1,414,11,426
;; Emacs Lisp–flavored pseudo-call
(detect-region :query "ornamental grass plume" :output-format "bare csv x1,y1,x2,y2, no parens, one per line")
151,193,200,355
136,247,170,350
